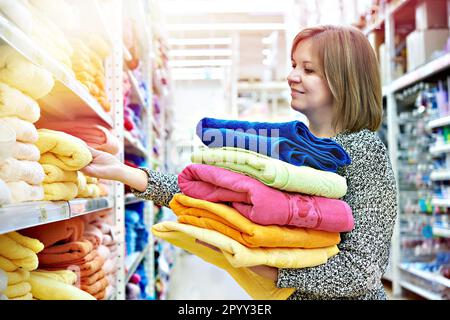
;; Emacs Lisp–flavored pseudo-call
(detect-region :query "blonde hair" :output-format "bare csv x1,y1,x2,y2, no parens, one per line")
291,25,382,132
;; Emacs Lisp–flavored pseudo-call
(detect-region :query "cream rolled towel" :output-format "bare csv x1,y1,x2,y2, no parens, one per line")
0,45,55,99
12,142,40,161
0,158,44,185
10,292,32,300
4,282,31,298
7,181,44,203
5,269,30,285
0,117,38,143
0,120,15,162
0,178,12,205
29,273,96,300
0,82,40,123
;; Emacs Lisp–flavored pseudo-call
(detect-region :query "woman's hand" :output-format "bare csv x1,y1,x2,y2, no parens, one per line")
81,147,149,192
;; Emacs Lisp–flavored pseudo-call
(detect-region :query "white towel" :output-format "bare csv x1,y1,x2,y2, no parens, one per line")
0,45,54,100
0,120,15,163
0,117,38,143
12,142,40,161
7,181,44,203
0,178,12,205
0,158,44,185
0,82,40,123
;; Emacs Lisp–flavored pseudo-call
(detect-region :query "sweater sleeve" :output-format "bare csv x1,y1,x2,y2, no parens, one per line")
131,167,181,207
276,138,398,298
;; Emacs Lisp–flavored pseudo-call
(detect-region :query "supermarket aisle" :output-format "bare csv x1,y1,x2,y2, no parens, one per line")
167,250,251,300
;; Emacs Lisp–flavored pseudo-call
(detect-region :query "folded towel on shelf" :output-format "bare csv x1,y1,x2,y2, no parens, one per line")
0,0,33,34
4,281,31,298
0,234,37,260
0,120,15,162
80,276,108,296
9,292,33,300
93,289,106,300
196,117,351,172
12,142,40,161
32,270,77,285
36,129,92,171
5,269,30,285
80,269,105,286
0,178,12,205
35,120,119,155
5,232,44,254
29,273,96,300
85,176,98,184
96,245,110,260
43,182,78,201
170,194,340,248
21,216,85,248
191,147,348,198
83,225,103,249
6,181,44,203
0,117,38,143
38,239,94,265
0,158,45,185
179,164,354,232
42,164,78,183
0,82,40,123
40,250,98,269
156,221,338,268
78,184,100,199
0,267,7,293
11,254,39,271
0,45,55,99
152,223,295,300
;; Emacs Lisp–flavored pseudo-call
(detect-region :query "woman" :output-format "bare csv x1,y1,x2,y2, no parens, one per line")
82,25,398,300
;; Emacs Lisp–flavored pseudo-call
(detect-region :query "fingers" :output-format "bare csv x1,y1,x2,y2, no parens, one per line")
87,146,102,157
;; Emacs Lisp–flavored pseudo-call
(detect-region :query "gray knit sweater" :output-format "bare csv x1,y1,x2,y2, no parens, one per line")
132,129,398,300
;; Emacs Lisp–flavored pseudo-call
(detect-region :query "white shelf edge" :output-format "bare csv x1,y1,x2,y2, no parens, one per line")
125,194,145,205
430,170,450,181
400,280,443,300
124,131,147,157
431,198,450,207
126,70,147,108
125,245,149,283
0,197,113,234
430,143,450,156
401,264,450,289
0,14,113,128
427,116,450,130
433,225,450,238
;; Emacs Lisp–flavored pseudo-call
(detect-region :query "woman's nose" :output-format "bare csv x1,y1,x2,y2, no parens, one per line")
287,69,301,83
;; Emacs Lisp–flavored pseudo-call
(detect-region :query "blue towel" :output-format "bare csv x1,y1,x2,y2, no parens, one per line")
196,117,351,172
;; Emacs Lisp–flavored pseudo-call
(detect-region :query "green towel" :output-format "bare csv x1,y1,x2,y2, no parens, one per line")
191,147,347,199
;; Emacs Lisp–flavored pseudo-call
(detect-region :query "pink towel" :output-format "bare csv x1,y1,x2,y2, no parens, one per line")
178,164,354,232
36,120,119,155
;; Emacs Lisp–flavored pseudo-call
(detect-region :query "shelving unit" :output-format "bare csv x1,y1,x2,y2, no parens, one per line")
0,0,171,301
359,0,450,300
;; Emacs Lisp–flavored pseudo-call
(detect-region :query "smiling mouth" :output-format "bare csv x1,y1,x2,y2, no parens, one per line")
291,89,305,94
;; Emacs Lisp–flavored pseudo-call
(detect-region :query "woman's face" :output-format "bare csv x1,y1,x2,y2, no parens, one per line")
287,39,334,116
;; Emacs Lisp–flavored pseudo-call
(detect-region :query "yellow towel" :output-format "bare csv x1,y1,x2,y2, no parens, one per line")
4,282,31,298
0,117,38,143
153,221,338,269
10,292,33,300
11,254,39,271
5,232,44,254
78,184,100,198
152,222,295,300
6,270,30,285
0,255,17,272
0,82,40,123
32,270,77,285
170,194,340,248
0,45,55,99
43,182,78,201
36,129,92,171
29,273,96,300
43,164,78,183
85,176,98,184
0,234,36,260
6,181,44,203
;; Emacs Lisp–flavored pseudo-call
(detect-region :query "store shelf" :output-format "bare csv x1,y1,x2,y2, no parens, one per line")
400,280,443,300
427,116,450,130
401,264,450,289
124,131,147,157
430,170,450,181
388,52,450,94
125,194,145,205
127,70,147,108
433,225,450,238
431,198,450,208
0,197,113,234
0,14,113,128
125,246,149,283
430,143,450,156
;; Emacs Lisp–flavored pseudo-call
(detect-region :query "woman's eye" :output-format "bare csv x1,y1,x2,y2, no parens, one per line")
291,64,296,69
304,68,314,74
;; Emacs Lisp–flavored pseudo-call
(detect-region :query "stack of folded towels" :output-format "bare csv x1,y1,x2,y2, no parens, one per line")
35,129,93,201
0,43,57,203
151,118,354,300
21,217,108,300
